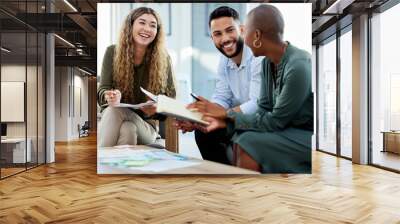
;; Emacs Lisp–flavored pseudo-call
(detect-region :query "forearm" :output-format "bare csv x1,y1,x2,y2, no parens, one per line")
225,110,280,136
232,106,242,113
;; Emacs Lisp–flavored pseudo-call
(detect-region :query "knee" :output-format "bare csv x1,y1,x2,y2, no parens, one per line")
102,106,124,119
117,121,138,145
233,144,261,172
120,121,138,136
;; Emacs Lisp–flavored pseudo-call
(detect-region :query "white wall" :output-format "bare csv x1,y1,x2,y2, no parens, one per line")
55,66,68,141
165,4,192,103
54,67,89,141
72,74,89,138
246,3,312,54
1,65,32,135
1,65,26,139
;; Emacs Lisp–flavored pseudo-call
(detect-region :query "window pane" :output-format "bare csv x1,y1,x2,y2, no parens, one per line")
340,30,352,158
371,3,400,171
318,38,337,154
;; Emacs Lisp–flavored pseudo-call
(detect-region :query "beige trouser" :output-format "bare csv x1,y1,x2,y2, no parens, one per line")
98,107,157,147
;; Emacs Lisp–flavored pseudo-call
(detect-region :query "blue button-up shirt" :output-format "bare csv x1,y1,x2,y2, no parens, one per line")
211,45,263,114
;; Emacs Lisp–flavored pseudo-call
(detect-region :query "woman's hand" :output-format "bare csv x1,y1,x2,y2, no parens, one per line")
200,116,227,133
186,96,227,119
104,89,121,106
140,101,157,117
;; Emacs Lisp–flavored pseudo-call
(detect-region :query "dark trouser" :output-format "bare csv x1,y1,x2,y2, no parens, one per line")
194,129,231,165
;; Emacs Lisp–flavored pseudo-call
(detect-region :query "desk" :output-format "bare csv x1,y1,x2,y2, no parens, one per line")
1,138,31,163
381,131,400,154
98,146,259,174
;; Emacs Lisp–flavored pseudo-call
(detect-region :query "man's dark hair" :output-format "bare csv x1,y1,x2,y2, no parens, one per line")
208,6,240,27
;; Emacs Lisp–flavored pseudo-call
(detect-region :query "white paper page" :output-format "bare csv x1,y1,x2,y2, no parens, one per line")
140,87,158,102
157,95,209,125
117,101,155,109
100,101,155,110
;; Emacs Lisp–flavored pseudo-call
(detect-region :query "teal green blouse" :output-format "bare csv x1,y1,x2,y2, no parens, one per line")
227,43,313,133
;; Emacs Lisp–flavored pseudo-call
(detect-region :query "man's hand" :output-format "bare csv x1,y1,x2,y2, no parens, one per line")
104,89,121,106
174,120,196,133
187,96,227,119
140,101,157,116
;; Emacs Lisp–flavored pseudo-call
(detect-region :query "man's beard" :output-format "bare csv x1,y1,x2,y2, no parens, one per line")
216,36,244,58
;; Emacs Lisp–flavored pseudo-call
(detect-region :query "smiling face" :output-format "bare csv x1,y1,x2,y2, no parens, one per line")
132,13,158,47
210,17,244,58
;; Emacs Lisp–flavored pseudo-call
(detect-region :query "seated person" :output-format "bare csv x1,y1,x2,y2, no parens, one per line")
191,4,313,173
98,7,176,147
175,6,262,165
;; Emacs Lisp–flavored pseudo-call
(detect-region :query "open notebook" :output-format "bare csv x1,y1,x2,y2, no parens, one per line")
141,87,209,126
102,88,208,125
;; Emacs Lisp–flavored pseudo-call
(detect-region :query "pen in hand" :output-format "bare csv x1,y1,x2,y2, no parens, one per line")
190,93,201,102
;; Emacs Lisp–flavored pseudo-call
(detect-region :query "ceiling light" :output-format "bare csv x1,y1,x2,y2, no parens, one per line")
78,67,92,76
1,47,11,53
54,34,75,48
63,0,78,12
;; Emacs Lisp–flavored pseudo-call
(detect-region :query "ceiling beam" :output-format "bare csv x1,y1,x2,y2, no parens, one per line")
322,0,356,14
66,13,97,45
55,55,96,74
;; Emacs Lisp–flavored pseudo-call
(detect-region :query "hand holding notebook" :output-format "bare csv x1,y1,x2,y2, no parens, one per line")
140,87,209,125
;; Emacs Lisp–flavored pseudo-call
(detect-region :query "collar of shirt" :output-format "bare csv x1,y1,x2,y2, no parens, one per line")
276,42,293,70
226,45,253,70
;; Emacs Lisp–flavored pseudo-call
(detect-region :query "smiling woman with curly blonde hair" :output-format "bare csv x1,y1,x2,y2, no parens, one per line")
98,7,176,147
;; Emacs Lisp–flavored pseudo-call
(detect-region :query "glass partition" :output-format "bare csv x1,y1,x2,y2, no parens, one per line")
1,17,28,178
0,0,46,179
317,36,337,155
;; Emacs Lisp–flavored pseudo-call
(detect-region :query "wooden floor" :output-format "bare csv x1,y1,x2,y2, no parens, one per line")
1,167,26,178
0,135,400,223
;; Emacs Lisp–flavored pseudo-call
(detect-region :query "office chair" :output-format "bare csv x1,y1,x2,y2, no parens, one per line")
78,121,90,138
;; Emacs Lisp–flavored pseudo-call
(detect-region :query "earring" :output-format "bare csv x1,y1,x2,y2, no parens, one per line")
253,39,262,48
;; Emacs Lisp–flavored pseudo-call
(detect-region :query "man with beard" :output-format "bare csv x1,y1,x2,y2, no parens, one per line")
175,6,262,165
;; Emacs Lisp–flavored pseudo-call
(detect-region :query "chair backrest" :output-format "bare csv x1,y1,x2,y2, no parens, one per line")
82,121,90,130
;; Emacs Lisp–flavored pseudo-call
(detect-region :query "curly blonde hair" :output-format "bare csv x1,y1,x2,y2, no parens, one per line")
113,7,171,102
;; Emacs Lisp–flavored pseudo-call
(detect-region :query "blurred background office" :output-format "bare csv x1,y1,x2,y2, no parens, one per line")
97,3,311,158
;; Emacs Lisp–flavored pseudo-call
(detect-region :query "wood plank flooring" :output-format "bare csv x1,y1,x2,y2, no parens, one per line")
0,135,400,223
